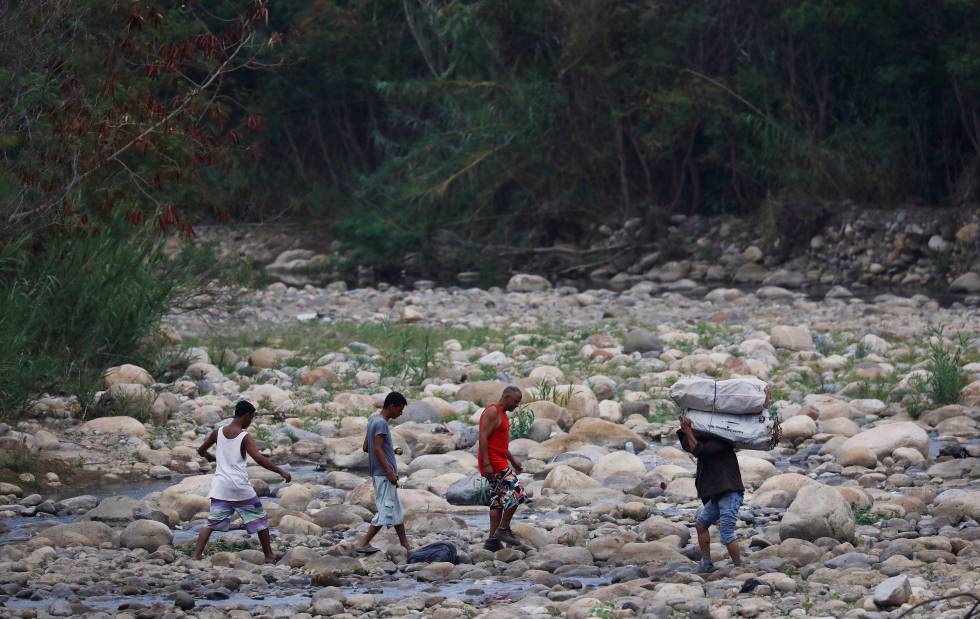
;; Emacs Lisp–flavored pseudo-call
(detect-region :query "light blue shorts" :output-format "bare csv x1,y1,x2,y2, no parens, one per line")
696,490,743,545
371,476,404,528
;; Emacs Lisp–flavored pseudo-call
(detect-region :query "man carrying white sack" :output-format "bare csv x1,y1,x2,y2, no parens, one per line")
678,415,745,573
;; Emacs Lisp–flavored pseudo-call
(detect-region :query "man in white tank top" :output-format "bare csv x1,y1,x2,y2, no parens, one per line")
191,401,291,563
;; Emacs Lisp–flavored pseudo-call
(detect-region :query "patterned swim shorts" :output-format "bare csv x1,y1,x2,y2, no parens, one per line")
488,467,528,511
206,497,269,534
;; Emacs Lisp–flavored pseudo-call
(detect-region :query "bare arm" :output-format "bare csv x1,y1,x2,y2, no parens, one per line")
243,434,291,482
506,449,522,474
197,430,218,462
374,434,397,484
679,417,702,455
478,406,501,477
362,435,369,453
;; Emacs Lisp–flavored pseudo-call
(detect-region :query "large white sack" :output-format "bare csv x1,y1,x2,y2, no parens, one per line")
684,408,779,451
671,377,771,414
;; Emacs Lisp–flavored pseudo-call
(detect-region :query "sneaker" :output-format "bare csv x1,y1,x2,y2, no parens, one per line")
495,528,521,547
483,537,503,552
696,559,716,574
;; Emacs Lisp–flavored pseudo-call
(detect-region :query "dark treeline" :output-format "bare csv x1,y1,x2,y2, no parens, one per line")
4,1,980,264
247,0,980,262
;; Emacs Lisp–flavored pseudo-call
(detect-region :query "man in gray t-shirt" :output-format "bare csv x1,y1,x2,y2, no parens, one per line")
366,414,397,478
354,392,410,554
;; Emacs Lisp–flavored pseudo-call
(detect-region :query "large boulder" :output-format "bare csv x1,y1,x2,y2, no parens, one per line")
278,485,314,512
770,325,814,351
836,422,929,459
932,489,980,523
82,496,144,525
158,475,212,521
780,415,817,441
104,364,153,387
949,272,980,293
638,516,691,546
569,418,646,450
560,385,600,421
40,522,116,548
456,381,507,406
446,475,487,506
737,455,776,487
780,483,855,542
590,452,646,482
80,415,148,438
398,401,442,425
543,464,602,493
613,541,689,565
623,328,661,354
120,520,173,552
528,434,593,461
278,515,323,536
840,446,877,468
506,273,551,293
526,400,573,430
750,473,816,508
874,575,911,608
248,347,293,369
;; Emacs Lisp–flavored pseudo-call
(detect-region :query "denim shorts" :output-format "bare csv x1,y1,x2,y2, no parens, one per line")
695,490,743,545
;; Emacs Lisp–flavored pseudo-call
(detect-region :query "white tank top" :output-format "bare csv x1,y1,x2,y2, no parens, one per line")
209,428,255,501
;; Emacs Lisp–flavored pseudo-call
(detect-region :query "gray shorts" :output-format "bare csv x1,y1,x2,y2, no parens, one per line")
371,476,404,528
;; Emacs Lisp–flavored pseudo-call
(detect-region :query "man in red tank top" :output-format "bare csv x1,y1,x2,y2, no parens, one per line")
478,385,529,551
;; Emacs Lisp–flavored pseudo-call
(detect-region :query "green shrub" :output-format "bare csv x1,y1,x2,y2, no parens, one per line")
0,218,241,420
0,439,38,473
922,326,969,407
509,404,534,440
852,504,879,526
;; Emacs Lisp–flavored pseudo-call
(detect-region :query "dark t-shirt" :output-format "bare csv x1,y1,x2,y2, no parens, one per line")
366,414,397,477
677,429,745,501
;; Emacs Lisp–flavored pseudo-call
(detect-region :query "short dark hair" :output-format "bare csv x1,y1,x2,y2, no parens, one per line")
383,391,407,408
234,400,256,417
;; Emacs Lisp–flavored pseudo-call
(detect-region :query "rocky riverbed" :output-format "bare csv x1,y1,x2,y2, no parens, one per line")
2,279,980,619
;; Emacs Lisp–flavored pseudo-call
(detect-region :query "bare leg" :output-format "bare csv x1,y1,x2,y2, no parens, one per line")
488,508,503,539
725,540,742,565
258,529,275,563
191,527,212,560
356,525,382,549
394,524,410,552
499,506,518,530
696,523,711,562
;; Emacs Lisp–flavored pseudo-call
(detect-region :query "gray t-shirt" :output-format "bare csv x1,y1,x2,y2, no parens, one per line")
366,414,397,478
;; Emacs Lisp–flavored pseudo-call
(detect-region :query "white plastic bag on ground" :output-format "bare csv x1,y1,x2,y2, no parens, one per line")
670,377,771,414
684,408,780,451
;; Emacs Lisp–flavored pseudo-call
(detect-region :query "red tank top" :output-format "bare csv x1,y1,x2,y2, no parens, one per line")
478,403,510,472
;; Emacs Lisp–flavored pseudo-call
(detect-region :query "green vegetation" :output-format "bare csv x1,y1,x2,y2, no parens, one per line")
588,602,617,619
509,404,535,440
0,439,38,474
852,504,879,526
905,326,971,418
176,539,251,557
0,218,241,420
